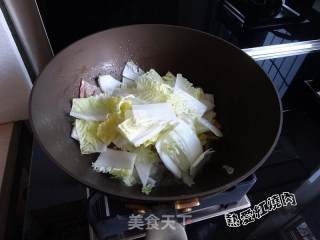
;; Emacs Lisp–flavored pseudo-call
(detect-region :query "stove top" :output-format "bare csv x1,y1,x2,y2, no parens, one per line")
87,175,256,240
89,196,250,240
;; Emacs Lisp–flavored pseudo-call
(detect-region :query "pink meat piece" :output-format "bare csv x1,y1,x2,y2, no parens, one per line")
79,80,101,97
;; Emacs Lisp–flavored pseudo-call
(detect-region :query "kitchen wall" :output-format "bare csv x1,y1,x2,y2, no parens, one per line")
0,8,32,123
3,0,53,76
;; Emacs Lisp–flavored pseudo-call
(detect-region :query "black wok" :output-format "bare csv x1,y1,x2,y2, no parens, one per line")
30,25,282,202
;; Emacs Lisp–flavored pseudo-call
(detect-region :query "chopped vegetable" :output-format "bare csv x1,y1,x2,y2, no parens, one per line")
97,114,120,144
92,148,136,177
70,61,223,194
118,118,172,147
155,121,203,185
190,149,215,177
174,74,203,99
122,168,139,186
75,119,106,154
98,75,121,95
96,97,132,144
196,117,223,137
122,76,136,88
203,110,216,122
131,103,177,122
136,70,172,103
112,135,135,152
70,95,110,121
71,95,130,123
200,93,215,112
122,61,145,80
168,88,207,117
162,71,176,87
71,126,79,140
134,147,159,186
222,165,235,175
142,178,156,195
138,69,163,83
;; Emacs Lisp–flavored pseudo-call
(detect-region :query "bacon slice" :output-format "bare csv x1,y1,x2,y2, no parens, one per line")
79,80,101,98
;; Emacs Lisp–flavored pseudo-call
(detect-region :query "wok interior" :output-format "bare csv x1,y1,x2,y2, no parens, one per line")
31,25,281,201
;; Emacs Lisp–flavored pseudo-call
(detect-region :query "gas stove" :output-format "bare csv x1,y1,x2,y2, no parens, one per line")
87,175,256,240
18,1,320,240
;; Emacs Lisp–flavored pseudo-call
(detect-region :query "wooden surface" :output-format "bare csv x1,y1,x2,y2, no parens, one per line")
0,123,14,191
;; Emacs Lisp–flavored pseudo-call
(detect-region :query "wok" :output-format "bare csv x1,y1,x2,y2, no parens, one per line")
30,25,282,202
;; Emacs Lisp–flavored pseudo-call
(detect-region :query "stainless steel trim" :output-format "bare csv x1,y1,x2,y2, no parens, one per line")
243,39,320,61
186,195,251,225
104,195,110,217
283,3,300,17
86,187,90,198
34,0,54,55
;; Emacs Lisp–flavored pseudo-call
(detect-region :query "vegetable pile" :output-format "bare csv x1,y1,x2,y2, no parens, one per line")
70,61,222,194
